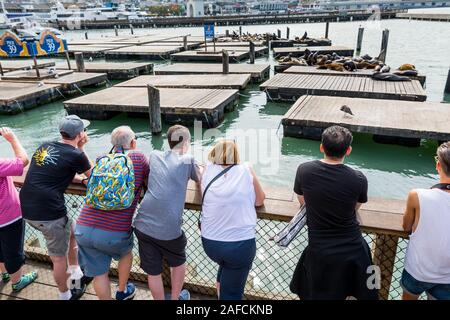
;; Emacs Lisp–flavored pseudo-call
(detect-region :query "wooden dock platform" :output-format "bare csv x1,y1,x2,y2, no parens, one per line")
67,45,123,58
196,46,268,57
115,74,251,90
44,72,108,92
55,61,153,80
0,81,62,114
155,63,270,82
1,69,74,80
396,12,450,22
0,60,55,71
201,41,265,47
64,87,239,127
282,95,450,146
282,65,427,87
105,45,182,60
260,73,427,102
273,46,354,58
171,50,248,62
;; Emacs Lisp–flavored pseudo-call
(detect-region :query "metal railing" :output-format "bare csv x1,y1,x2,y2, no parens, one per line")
20,189,409,300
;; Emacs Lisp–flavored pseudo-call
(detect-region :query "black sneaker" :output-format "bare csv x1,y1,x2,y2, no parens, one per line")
69,282,87,300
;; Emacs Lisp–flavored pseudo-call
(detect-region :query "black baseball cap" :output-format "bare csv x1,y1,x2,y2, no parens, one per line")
59,115,90,139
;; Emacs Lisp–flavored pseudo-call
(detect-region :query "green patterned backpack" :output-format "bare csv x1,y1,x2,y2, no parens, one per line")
85,147,135,210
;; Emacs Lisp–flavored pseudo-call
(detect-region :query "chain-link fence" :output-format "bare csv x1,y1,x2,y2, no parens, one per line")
22,191,409,300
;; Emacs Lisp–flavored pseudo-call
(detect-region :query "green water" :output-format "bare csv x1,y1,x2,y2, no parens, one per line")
2,19,450,200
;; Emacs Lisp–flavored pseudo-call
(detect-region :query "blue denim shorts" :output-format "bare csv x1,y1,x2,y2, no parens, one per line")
401,269,450,300
75,224,133,277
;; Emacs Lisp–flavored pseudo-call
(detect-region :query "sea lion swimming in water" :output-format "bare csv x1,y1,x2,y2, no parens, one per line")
398,64,416,71
372,72,411,81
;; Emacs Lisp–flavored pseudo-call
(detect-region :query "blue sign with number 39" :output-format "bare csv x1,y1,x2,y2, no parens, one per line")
204,23,215,39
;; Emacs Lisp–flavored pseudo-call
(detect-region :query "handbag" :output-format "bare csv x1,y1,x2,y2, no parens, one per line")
198,164,236,230
272,205,307,249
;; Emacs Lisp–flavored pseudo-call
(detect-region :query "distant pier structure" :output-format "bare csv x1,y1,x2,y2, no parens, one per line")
187,0,204,18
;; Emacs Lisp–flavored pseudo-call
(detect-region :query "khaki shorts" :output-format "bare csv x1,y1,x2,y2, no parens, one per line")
26,216,73,257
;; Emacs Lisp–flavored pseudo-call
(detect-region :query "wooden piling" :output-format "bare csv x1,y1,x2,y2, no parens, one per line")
286,27,290,40
84,32,88,40
277,29,281,39
147,85,162,135
32,56,40,79
74,52,86,72
249,41,255,64
445,69,450,94
183,35,188,51
0,62,3,76
114,25,118,36
65,52,71,70
130,24,134,35
356,26,364,54
225,29,230,37
379,29,389,63
325,21,330,39
239,26,242,37
222,50,229,74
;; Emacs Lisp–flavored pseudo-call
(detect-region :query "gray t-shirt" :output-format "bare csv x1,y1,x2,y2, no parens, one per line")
134,150,200,241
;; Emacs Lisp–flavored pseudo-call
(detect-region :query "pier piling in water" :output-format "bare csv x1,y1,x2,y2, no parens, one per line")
64,52,71,70
130,24,134,35
183,36,188,51
114,25,118,36
286,27,290,40
249,41,255,64
325,21,330,39
356,26,364,55
225,30,229,37
445,69,450,94
0,62,3,76
74,52,86,72
147,85,162,135
277,29,281,39
239,26,242,36
379,29,390,63
222,50,229,74
84,32,88,40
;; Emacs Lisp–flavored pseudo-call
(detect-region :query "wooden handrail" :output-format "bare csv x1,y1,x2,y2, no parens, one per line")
13,174,408,238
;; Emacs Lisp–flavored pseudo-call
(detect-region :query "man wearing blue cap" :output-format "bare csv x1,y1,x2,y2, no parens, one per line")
20,115,93,300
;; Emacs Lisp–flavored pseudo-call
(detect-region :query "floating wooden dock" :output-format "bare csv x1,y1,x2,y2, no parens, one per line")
171,50,248,62
64,87,239,127
115,74,251,90
43,72,108,92
282,65,427,87
1,69,73,80
201,41,265,47
260,73,427,102
196,46,268,56
273,46,354,58
55,61,153,80
282,95,450,146
105,45,182,60
0,60,55,71
155,63,270,82
0,81,62,114
67,45,122,58
396,13,450,22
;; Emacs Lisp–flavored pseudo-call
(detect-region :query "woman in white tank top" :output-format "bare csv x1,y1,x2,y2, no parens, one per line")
201,140,265,300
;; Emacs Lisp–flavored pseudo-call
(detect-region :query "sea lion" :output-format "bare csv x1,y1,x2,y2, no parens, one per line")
380,65,391,73
353,57,363,63
343,61,357,71
361,54,372,61
325,63,345,72
340,105,354,116
372,72,411,81
398,64,416,71
394,70,418,76
300,31,307,41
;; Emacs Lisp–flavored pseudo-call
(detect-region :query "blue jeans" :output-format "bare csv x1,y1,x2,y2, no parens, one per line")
202,237,256,300
401,269,450,300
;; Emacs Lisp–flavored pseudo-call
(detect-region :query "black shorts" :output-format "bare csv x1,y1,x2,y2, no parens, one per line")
0,219,25,274
135,228,187,276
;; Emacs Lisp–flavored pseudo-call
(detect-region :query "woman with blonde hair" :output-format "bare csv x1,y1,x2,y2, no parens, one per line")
200,140,265,300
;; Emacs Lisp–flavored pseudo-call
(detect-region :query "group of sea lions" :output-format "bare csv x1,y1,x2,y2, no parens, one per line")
276,50,419,81
294,31,332,46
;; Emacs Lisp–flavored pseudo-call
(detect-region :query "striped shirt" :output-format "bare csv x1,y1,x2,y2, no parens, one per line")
77,152,149,232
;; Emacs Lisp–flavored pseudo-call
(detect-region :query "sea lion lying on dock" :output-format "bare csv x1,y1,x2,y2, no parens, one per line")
394,69,418,77
398,64,416,71
317,63,345,72
372,72,411,81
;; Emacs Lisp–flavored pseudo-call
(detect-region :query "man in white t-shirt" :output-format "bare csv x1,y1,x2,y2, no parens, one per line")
402,141,450,300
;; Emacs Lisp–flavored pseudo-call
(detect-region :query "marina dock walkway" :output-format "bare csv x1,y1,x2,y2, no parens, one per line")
260,73,427,102
282,95,450,144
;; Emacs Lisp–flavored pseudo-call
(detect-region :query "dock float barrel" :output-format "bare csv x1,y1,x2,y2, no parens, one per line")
147,85,162,135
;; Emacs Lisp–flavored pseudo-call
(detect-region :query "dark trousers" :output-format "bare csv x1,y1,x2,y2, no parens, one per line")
0,219,25,274
202,237,256,300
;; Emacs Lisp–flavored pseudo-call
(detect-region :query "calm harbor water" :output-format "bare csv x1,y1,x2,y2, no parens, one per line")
1,18,450,200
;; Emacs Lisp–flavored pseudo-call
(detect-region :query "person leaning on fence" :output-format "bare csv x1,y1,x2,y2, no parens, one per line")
19,115,93,300
0,128,38,292
401,141,450,300
200,140,265,300
133,125,201,300
75,126,149,300
290,125,378,300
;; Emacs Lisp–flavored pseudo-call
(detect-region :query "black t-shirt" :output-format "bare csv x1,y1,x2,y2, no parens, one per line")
20,142,91,221
294,160,368,231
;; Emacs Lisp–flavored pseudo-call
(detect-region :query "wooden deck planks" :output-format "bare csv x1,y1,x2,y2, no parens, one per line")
154,63,270,82
282,95,450,141
0,60,55,71
44,72,108,91
105,45,182,60
170,50,249,62
260,73,427,102
115,74,251,90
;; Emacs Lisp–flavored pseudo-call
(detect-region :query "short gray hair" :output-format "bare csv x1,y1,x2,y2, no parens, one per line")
111,126,135,149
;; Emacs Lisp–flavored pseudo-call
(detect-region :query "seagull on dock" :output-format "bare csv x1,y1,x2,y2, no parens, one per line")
340,105,354,116
88,57,93,62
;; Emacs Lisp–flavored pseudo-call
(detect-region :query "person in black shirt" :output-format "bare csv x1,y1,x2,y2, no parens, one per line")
290,125,378,300
20,115,93,300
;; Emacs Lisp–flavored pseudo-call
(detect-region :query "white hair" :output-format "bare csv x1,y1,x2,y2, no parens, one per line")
111,126,135,150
